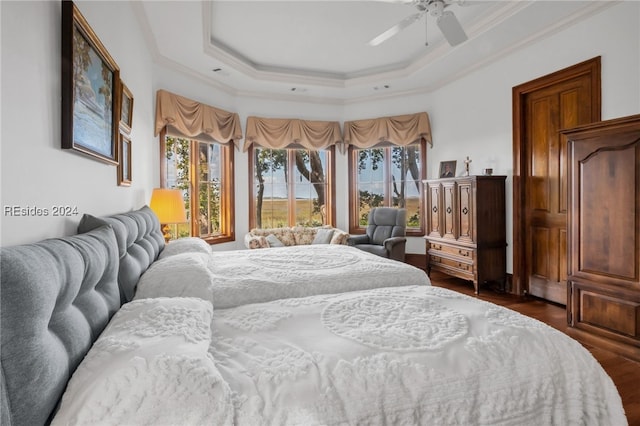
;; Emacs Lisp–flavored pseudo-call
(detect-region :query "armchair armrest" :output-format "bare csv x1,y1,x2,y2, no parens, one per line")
346,234,370,246
383,237,407,262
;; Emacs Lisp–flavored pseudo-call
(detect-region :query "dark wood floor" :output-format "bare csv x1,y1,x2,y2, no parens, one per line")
429,271,640,426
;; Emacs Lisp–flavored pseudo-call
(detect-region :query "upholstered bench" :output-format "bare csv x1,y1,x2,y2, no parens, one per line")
244,226,349,249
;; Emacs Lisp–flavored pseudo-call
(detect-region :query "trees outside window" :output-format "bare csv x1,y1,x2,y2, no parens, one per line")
161,132,234,243
348,140,426,236
250,146,334,229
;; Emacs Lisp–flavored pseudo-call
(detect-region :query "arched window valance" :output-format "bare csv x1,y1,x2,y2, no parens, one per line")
244,116,342,152
154,90,243,148
343,112,432,148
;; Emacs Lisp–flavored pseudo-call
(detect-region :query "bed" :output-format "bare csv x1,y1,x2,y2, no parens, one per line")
134,243,431,309
0,207,627,425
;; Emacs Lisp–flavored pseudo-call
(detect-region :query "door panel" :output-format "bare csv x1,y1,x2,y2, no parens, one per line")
457,180,474,244
524,74,595,304
578,144,637,279
442,182,456,240
427,183,442,238
531,227,549,280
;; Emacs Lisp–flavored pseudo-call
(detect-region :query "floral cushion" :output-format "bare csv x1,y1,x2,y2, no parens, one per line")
275,229,296,246
292,226,317,245
330,229,350,245
246,235,269,249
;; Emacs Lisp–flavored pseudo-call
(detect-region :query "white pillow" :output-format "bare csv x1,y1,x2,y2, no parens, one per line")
51,297,234,426
134,252,215,303
312,228,334,244
266,234,284,247
158,237,211,260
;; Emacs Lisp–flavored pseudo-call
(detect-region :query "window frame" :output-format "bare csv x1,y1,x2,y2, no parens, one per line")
347,138,427,237
248,145,336,230
159,128,235,244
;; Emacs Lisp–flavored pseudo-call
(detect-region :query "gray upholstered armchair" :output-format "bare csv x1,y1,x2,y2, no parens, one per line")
347,207,407,262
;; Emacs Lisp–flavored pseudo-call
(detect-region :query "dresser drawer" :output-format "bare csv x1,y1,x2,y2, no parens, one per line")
429,257,475,282
428,242,474,260
430,255,473,271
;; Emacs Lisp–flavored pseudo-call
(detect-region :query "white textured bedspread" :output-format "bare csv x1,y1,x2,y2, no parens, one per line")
135,244,430,309
210,285,627,426
206,245,430,308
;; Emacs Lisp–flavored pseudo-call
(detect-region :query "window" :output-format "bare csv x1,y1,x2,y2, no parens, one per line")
348,139,426,236
249,146,334,229
161,131,234,243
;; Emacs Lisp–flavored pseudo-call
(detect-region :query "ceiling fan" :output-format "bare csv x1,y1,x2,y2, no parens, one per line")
368,0,469,47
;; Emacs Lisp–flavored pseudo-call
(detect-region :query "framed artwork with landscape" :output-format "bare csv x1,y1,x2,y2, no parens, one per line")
119,81,133,134
61,1,120,165
439,160,456,178
117,132,132,186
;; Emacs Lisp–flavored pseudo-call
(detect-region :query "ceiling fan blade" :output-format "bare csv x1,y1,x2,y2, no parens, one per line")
437,10,468,46
368,12,425,46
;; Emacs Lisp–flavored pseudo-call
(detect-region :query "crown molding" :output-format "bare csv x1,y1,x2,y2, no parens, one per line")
130,1,162,65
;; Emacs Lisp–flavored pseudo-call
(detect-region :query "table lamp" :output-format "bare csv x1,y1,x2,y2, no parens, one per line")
149,188,188,243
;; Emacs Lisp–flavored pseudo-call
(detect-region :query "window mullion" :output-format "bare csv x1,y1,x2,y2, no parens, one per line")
222,146,233,237
384,147,392,207
288,149,296,226
190,140,199,238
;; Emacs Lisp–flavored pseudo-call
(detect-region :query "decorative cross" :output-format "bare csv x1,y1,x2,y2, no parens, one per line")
463,156,472,176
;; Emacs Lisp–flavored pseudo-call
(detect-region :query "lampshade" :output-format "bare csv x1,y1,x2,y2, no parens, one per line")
149,188,187,224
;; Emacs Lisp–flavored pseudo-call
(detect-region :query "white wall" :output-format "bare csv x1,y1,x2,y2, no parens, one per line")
1,1,156,246
344,1,640,269
2,1,638,269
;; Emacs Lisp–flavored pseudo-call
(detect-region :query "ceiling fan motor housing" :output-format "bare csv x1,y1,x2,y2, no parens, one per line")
369,0,467,47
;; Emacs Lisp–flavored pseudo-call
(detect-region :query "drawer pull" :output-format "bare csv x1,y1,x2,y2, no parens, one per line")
446,207,452,214
458,250,469,257
432,206,438,213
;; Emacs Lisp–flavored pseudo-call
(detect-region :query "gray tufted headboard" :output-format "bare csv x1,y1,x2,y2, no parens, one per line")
0,225,121,426
77,205,165,303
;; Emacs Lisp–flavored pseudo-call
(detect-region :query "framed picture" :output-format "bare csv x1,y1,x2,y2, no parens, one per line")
117,132,132,186
439,160,457,178
119,81,133,134
61,1,120,165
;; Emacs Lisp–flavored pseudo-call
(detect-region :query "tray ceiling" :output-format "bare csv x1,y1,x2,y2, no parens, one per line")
134,1,613,103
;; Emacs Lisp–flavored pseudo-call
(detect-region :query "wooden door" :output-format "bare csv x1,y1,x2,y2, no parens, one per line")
513,57,601,303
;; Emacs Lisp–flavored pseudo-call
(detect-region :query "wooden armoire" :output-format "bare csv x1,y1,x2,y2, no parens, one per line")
423,176,506,293
564,114,640,362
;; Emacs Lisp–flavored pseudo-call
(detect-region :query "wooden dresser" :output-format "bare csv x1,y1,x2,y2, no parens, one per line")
564,114,640,362
423,176,506,293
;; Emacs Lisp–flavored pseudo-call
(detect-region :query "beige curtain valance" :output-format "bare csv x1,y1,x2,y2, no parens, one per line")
343,112,432,149
244,116,342,152
154,90,243,148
